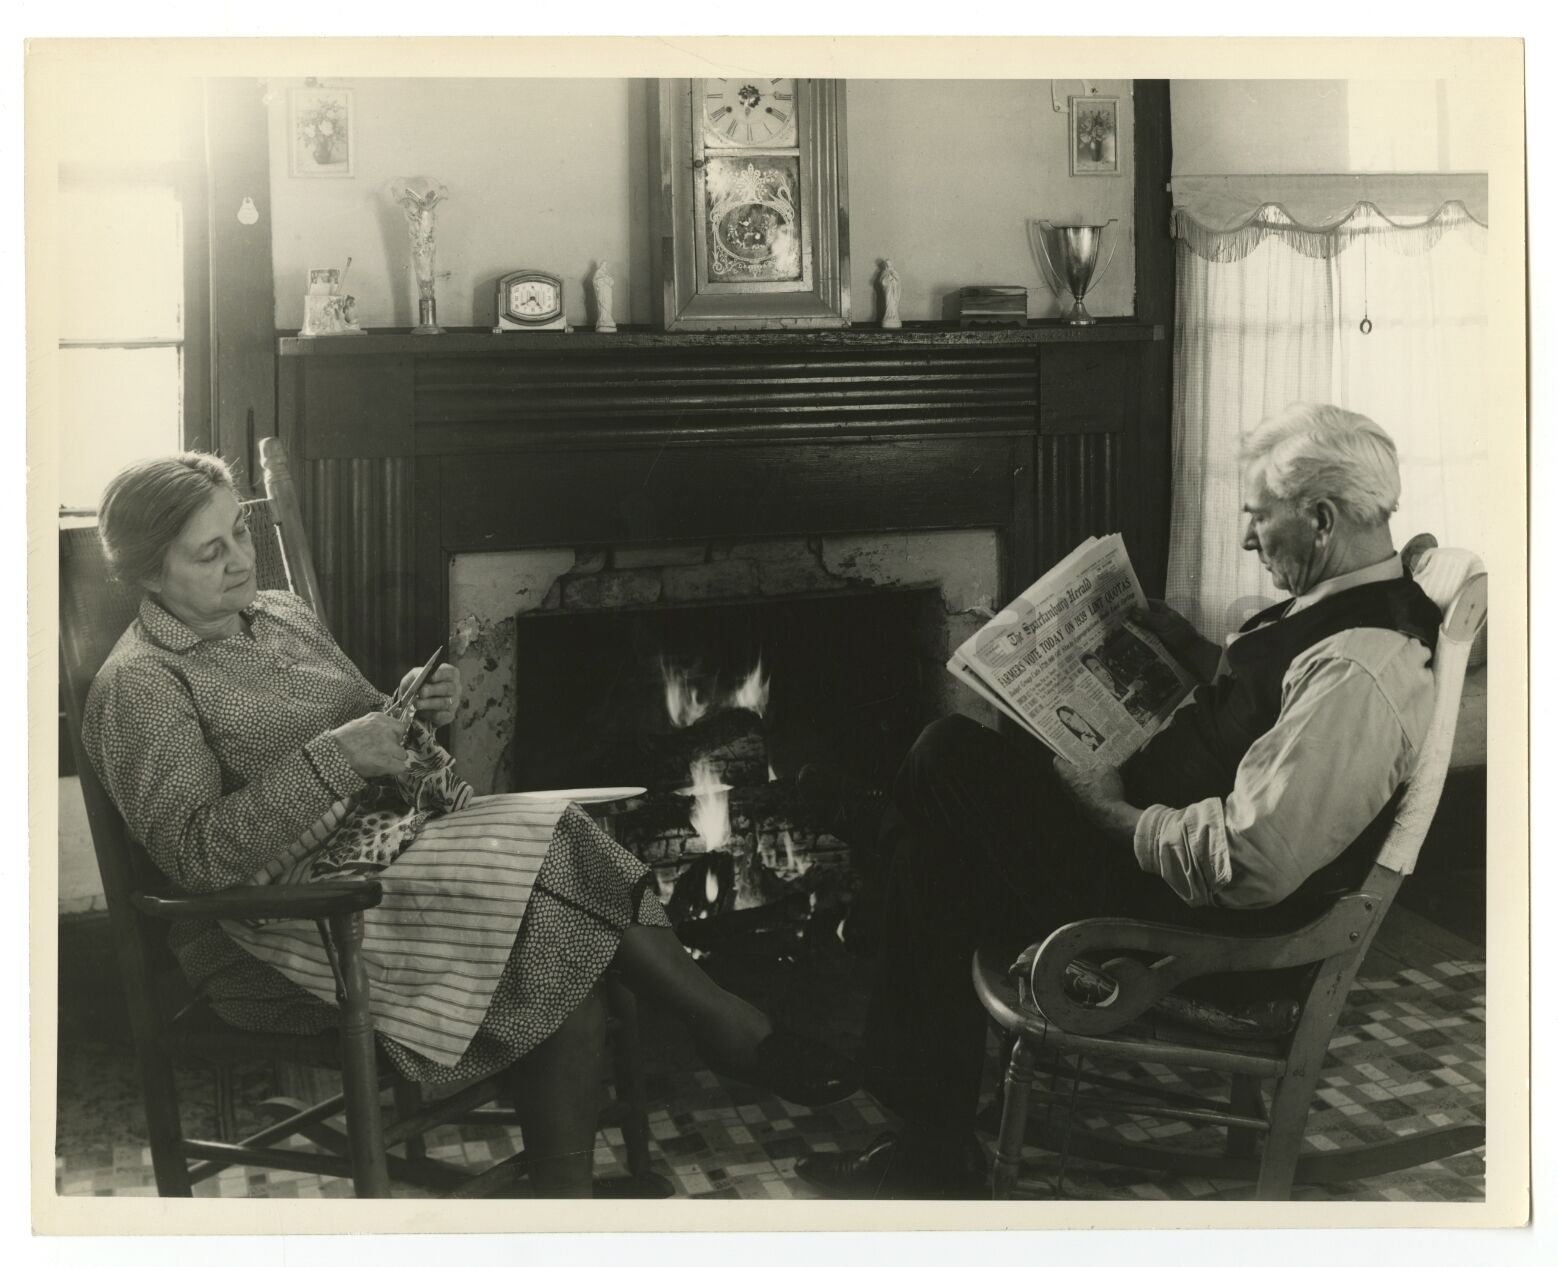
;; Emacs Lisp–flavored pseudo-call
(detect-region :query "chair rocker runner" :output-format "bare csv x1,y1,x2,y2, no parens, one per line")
973,535,1489,1200
59,437,668,1199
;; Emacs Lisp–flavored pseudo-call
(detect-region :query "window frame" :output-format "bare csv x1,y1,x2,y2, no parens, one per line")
54,83,212,515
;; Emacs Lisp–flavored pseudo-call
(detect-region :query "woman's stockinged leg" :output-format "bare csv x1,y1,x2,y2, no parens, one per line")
612,925,771,1071
505,984,609,1198
611,925,857,1108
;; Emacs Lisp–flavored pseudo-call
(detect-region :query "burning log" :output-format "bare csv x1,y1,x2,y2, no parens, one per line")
664,849,737,926
646,708,768,791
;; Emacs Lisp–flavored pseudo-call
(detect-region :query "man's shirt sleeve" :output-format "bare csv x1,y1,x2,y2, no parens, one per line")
1132,631,1432,909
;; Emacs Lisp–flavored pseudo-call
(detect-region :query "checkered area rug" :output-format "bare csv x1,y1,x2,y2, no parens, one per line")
995,957,1487,1201
55,957,1485,1201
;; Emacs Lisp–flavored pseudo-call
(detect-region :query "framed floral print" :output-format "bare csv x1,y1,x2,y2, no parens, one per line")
1069,95,1120,176
290,86,355,178
652,78,850,330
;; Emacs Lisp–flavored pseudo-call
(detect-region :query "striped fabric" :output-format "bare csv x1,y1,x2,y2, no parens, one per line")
223,794,568,1064
249,796,356,886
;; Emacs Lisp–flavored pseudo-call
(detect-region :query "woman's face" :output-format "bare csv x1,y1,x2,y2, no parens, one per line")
145,487,256,636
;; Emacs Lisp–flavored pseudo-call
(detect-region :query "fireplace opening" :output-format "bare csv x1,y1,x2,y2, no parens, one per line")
510,585,946,954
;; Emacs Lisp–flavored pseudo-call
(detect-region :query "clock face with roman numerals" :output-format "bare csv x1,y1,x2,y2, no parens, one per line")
700,78,798,149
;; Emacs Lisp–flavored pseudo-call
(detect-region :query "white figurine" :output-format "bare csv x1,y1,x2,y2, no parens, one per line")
880,259,902,329
593,259,617,333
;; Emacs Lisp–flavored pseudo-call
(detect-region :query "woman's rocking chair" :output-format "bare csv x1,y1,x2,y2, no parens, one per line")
59,438,669,1198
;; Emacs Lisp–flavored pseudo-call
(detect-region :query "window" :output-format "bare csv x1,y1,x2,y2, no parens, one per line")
56,80,209,514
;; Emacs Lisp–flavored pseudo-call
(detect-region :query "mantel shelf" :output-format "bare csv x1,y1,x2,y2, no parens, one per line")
277,320,1163,358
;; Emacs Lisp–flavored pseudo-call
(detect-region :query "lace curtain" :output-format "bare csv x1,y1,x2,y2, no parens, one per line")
1165,199,1489,642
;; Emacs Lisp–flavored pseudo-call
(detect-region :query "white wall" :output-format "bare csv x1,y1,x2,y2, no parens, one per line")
1171,79,1488,175
267,78,1137,330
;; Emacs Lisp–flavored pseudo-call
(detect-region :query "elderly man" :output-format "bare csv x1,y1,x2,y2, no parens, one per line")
798,403,1442,1198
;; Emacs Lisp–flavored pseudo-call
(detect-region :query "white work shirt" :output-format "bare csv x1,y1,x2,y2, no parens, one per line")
1131,555,1435,909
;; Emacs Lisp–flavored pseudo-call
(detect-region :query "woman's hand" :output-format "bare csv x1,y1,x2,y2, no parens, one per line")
397,663,462,727
1053,757,1142,844
331,712,411,778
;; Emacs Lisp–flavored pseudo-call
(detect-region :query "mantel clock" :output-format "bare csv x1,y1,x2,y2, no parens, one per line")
651,78,850,331
494,270,570,333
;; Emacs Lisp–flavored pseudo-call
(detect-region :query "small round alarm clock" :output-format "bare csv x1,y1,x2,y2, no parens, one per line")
494,270,570,333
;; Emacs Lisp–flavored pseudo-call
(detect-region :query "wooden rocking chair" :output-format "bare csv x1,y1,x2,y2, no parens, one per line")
58,438,667,1198
973,536,1489,1200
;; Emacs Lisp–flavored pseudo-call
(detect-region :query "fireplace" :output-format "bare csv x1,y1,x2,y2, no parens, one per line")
445,529,1002,950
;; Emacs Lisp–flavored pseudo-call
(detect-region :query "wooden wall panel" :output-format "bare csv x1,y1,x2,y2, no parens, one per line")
298,455,416,690
1036,433,1124,574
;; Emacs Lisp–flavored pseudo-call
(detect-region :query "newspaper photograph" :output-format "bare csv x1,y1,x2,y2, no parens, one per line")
947,534,1197,767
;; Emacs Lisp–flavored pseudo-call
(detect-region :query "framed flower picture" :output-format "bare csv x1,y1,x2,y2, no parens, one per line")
1069,95,1120,176
290,86,354,178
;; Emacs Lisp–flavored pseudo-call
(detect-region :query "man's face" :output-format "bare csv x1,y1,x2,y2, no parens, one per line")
1241,473,1320,595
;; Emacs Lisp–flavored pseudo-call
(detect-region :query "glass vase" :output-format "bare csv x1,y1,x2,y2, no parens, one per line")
389,177,449,335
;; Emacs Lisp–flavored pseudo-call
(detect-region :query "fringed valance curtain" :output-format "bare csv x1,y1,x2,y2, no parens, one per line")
1164,181,1489,644
1172,199,1488,264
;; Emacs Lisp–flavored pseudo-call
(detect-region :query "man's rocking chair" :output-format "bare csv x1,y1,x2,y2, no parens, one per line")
973,538,1489,1199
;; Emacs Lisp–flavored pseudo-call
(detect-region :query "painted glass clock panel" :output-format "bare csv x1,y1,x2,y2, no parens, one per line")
701,154,804,283
700,78,799,150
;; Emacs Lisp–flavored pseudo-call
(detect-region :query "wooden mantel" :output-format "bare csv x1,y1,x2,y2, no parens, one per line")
278,321,1160,356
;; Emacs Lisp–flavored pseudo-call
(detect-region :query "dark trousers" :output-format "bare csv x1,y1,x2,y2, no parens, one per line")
857,714,1186,1142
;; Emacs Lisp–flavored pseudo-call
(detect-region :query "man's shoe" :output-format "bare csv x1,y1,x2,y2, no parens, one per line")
794,1132,989,1199
713,1028,861,1108
798,764,889,850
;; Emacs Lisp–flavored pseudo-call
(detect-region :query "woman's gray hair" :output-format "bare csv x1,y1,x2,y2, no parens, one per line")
1241,403,1401,526
97,452,239,585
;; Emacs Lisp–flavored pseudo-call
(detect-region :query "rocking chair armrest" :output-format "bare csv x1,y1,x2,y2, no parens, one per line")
131,878,384,923
1022,892,1385,1037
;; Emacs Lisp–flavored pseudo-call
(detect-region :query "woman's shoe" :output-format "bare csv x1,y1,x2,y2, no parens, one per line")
713,1028,861,1108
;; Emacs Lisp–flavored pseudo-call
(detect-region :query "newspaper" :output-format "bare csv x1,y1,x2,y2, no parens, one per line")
947,534,1197,767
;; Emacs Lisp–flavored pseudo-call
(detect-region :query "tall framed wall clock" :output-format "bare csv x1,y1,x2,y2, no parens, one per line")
651,78,850,331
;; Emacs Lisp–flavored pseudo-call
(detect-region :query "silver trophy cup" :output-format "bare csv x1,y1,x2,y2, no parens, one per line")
1031,219,1119,326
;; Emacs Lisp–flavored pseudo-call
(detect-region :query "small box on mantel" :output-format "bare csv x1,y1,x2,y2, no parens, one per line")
957,286,1028,327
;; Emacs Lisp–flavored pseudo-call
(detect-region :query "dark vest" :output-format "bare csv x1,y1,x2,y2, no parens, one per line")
1119,573,1441,905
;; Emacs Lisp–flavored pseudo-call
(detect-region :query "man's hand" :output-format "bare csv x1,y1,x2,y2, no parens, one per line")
1131,599,1222,684
396,663,463,728
1053,758,1142,844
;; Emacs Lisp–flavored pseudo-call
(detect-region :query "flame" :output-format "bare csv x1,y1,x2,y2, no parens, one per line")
661,662,709,729
687,757,731,852
705,864,721,905
780,829,811,877
729,659,770,717
768,763,778,782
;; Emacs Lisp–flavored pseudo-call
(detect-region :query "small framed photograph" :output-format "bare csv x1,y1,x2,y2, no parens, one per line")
290,86,354,178
1069,95,1120,176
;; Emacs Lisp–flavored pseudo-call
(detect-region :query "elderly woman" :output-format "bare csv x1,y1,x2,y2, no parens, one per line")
83,452,854,1198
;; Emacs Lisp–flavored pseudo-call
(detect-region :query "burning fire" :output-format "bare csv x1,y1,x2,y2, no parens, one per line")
686,757,731,852
729,659,770,717
662,661,710,729
779,829,811,877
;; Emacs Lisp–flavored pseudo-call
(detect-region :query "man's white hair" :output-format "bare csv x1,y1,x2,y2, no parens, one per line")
1241,403,1401,525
